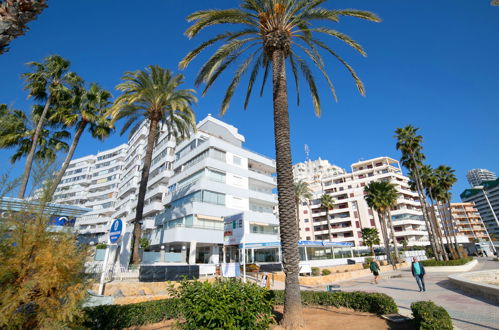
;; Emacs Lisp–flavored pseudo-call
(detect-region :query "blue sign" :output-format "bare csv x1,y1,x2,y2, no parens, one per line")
109,219,123,244
323,241,354,247
240,242,281,248
49,216,76,227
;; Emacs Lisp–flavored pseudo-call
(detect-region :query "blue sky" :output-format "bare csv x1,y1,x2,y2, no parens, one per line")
1,0,498,200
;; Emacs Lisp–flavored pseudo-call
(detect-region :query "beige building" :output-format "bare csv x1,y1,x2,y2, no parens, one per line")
294,157,429,247
443,202,489,242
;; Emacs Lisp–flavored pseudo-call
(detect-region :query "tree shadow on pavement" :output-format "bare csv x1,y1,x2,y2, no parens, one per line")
435,279,498,305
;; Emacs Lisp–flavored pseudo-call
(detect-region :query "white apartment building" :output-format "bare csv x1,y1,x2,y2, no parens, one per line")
53,144,127,243
294,157,429,247
148,115,280,265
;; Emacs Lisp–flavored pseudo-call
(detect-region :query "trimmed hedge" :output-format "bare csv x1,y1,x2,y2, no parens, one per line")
83,290,398,329
83,298,181,329
411,301,452,330
272,290,398,315
421,257,473,267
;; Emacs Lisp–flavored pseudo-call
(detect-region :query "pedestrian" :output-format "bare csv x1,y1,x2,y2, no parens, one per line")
369,259,380,284
411,257,426,292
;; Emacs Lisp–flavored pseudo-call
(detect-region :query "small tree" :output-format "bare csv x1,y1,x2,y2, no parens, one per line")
0,171,90,328
361,227,380,256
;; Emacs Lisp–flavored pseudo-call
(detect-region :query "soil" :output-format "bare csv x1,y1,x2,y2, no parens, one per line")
126,306,413,330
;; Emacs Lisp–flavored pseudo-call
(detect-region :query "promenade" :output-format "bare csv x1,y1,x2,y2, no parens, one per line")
304,258,498,330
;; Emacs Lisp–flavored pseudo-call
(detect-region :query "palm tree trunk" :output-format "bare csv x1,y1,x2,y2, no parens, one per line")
445,201,463,258
18,97,51,198
410,158,441,260
271,49,302,328
130,118,159,265
387,209,400,266
438,202,457,259
47,121,86,199
327,208,332,241
428,197,449,261
378,212,392,266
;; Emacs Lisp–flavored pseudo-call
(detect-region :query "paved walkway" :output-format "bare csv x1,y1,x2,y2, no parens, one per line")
271,258,499,330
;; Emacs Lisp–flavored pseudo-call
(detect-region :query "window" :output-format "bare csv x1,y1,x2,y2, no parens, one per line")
306,236,311,240
305,228,310,231
233,155,242,166
304,219,309,223
207,169,225,183
303,210,308,214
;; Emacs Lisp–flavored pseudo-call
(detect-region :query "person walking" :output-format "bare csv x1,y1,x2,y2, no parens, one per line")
411,257,426,292
370,259,380,284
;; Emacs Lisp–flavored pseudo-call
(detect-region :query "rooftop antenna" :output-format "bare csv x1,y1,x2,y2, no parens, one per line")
304,144,310,162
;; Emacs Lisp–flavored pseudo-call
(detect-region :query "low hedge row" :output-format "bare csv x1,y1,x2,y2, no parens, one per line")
411,301,452,330
420,257,473,267
82,298,181,329
272,290,398,315
83,289,398,329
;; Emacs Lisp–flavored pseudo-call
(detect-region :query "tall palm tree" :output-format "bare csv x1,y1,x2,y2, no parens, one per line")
434,165,462,258
320,194,334,241
361,227,380,257
395,125,442,260
46,83,113,198
18,55,81,198
364,181,400,267
294,179,312,227
419,165,449,260
109,66,196,265
0,0,48,54
0,105,70,170
181,2,380,325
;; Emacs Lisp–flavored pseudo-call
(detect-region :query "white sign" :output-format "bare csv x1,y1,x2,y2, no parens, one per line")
222,263,241,277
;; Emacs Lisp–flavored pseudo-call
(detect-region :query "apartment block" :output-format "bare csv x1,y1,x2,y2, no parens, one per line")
149,115,280,264
53,144,127,243
294,157,429,247
466,168,497,187
447,203,490,242
461,178,499,238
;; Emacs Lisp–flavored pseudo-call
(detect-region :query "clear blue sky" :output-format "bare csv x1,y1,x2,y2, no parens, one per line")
1,0,498,200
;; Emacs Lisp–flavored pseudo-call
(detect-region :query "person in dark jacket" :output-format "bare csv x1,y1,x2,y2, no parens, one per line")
411,257,426,292
369,260,380,284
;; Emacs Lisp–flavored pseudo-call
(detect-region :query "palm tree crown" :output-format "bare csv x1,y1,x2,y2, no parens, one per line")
180,0,380,115
294,179,312,204
364,181,398,213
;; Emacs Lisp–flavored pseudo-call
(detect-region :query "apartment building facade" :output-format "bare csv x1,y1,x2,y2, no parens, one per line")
53,144,127,243
466,168,497,187
294,157,429,247
149,115,280,265
461,178,499,239
444,203,490,242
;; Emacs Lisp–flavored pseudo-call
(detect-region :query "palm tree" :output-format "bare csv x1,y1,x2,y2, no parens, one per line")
419,165,449,260
364,181,400,266
109,66,196,264
0,0,48,54
181,2,380,325
434,165,462,258
46,83,113,198
294,180,312,227
18,55,81,198
320,194,335,241
395,125,441,260
361,227,380,257
0,105,70,171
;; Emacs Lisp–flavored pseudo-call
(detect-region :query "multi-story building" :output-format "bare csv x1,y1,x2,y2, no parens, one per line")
293,158,346,184
461,178,499,239
444,203,490,242
53,144,127,243
149,115,280,264
467,168,497,187
294,157,429,247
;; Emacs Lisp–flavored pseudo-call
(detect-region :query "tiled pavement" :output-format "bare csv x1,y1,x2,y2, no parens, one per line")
271,258,499,329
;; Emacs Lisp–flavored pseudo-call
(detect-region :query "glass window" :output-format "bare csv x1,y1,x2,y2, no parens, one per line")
233,155,242,166
207,169,225,183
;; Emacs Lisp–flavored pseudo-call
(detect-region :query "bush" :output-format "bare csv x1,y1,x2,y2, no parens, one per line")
421,257,473,267
83,299,181,329
95,243,107,249
311,267,320,276
171,279,274,329
321,269,331,276
245,263,260,272
411,301,452,330
272,290,398,315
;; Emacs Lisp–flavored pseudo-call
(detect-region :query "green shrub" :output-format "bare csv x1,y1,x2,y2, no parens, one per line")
321,269,331,276
411,301,452,330
171,279,274,329
83,298,181,329
421,257,473,267
95,243,107,249
272,290,397,315
311,267,320,276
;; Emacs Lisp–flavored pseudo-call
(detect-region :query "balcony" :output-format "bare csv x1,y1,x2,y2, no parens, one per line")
77,225,108,234
143,200,165,216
